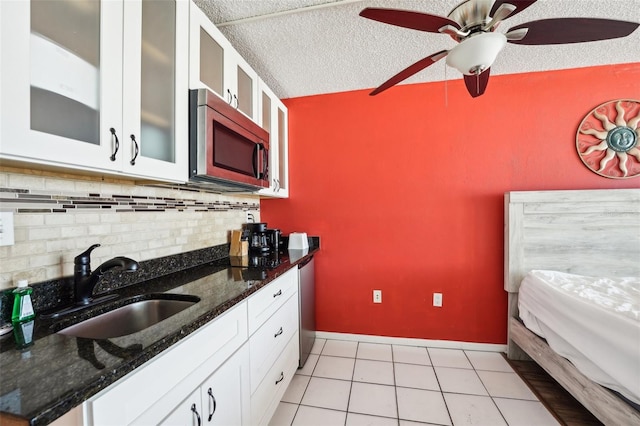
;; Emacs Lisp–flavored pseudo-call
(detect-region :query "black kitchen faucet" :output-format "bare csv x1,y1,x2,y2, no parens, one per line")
74,244,139,305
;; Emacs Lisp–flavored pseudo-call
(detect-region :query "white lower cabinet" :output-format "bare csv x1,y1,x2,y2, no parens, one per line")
159,343,250,426
82,266,303,426
249,293,298,394
251,332,299,426
159,388,201,426
248,268,300,425
248,268,298,335
86,302,248,425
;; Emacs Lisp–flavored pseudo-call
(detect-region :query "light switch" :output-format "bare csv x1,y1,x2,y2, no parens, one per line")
0,212,15,246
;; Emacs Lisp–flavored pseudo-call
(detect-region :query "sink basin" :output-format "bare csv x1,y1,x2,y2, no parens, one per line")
58,294,200,339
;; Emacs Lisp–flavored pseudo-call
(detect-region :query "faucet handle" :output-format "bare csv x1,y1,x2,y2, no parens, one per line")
75,244,101,266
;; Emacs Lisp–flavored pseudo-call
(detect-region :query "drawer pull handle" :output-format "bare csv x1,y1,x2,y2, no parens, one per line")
273,289,282,298
275,372,284,385
191,403,202,426
207,388,217,421
274,327,283,338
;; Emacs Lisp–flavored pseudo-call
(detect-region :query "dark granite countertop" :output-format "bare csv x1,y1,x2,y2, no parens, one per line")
0,243,318,425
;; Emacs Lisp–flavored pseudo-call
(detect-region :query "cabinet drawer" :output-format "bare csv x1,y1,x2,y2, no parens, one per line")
88,302,248,426
249,294,298,393
250,332,299,426
248,267,297,335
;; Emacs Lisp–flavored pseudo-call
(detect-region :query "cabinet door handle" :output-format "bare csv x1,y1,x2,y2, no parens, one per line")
275,178,280,192
233,94,239,109
226,89,233,105
191,403,202,426
207,388,217,421
275,372,284,385
109,128,119,161
274,327,283,338
273,289,282,298
130,134,139,166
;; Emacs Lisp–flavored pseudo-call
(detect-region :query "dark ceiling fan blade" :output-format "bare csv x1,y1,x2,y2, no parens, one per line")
370,50,448,96
359,8,460,33
464,68,491,98
507,18,640,45
489,1,537,20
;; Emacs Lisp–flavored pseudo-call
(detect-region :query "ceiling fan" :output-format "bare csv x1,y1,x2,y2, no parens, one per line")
360,0,639,98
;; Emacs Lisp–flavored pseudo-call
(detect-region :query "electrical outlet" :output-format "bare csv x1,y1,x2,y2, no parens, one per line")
433,293,442,307
373,290,382,303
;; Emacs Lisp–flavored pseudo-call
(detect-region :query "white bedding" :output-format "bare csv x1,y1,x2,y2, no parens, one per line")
518,270,640,405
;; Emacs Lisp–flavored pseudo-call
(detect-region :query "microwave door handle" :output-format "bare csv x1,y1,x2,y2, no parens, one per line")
261,143,268,179
252,144,260,179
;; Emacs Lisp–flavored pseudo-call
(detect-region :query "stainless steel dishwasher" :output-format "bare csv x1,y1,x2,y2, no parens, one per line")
298,255,316,368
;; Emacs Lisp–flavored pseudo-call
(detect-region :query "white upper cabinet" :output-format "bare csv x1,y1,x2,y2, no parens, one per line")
188,1,289,197
1,0,121,172
258,80,289,198
121,0,189,182
189,2,258,121
226,50,259,121
0,0,188,183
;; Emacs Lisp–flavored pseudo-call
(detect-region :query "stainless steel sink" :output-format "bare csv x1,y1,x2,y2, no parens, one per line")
58,295,200,339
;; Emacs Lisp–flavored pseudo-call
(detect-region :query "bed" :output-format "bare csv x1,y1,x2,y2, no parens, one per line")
504,189,640,425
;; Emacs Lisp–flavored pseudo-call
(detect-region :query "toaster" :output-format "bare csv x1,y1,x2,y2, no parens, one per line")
288,232,309,250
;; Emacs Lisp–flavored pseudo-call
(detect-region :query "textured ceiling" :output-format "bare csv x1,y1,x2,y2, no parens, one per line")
193,0,640,99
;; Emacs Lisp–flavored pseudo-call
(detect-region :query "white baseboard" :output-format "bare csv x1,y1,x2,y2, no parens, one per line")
315,331,507,353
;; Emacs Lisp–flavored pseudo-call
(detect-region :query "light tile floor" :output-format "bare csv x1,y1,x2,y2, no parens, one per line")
269,339,560,426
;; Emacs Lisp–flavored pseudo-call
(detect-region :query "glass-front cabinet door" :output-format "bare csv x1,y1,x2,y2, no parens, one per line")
189,4,231,102
226,52,258,121
121,0,188,182
0,0,188,182
196,24,227,100
189,2,258,122
258,81,289,198
276,103,289,197
0,0,122,171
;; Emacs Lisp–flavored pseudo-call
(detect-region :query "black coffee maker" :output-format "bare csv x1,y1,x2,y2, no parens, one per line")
245,223,270,253
244,223,282,254
266,228,282,253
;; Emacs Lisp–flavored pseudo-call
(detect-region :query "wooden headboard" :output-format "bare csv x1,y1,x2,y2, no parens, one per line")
505,188,640,292
504,188,640,421
504,188,640,340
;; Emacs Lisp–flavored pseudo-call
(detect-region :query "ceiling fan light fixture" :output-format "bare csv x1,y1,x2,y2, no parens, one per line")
445,32,507,75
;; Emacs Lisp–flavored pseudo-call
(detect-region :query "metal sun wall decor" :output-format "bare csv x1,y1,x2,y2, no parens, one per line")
577,99,640,179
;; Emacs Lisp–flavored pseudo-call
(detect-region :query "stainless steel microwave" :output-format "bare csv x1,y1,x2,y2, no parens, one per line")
189,88,269,191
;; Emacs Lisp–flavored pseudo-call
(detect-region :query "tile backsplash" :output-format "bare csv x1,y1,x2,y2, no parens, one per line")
0,167,260,290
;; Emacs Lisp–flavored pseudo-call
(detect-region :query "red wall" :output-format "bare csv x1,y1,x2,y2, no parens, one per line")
261,63,640,344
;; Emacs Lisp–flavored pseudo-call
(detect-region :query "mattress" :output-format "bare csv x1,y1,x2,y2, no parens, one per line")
518,270,640,405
